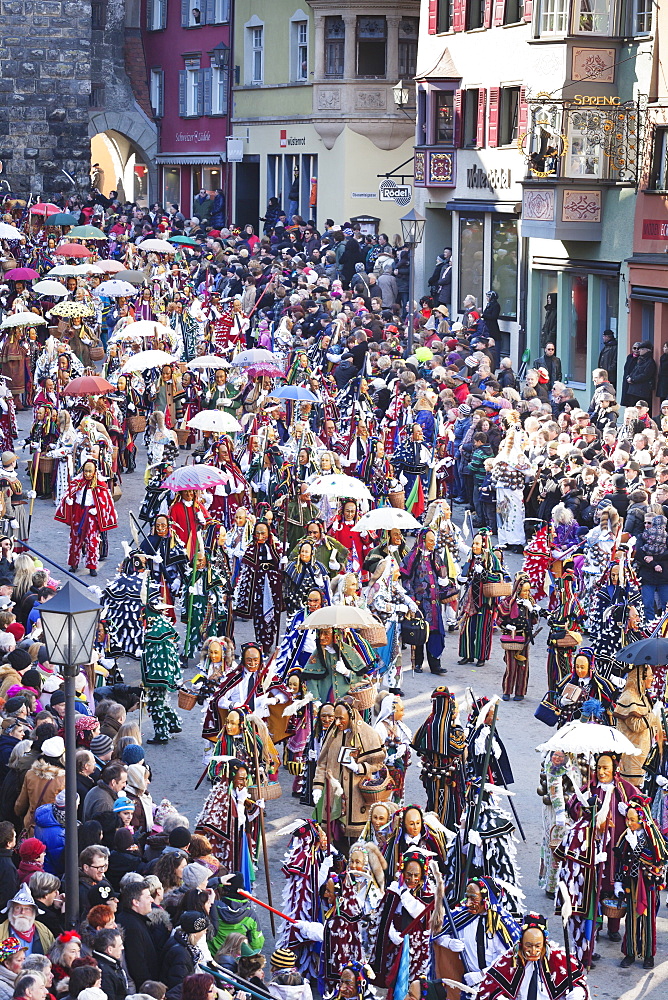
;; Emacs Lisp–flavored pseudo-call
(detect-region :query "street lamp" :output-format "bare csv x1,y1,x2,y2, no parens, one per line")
400,207,426,355
392,80,409,109
40,583,101,927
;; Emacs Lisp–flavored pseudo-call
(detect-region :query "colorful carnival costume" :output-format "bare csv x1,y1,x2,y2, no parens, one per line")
54,460,117,574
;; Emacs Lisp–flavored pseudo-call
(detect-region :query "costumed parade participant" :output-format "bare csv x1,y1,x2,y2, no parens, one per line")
474,912,589,1000
54,458,117,575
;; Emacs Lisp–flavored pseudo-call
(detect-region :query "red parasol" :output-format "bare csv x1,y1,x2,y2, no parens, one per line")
56,244,93,258
4,268,40,282
62,375,116,396
29,203,60,216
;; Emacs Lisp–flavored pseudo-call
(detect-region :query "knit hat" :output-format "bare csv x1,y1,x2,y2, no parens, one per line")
41,736,65,759
18,838,45,862
90,734,113,757
112,796,134,814
87,882,118,906
125,763,148,794
55,790,66,808
121,744,145,765
458,403,472,416
5,649,30,672
49,690,66,706
179,911,210,935
0,937,24,962
181,862,211,890
5,624,24,643
4,697,27,715
37,645,50,664
114,827,135,851
270,948,297,970
168,827,192,849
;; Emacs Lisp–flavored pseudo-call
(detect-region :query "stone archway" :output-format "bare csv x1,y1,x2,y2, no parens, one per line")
89,108,158,205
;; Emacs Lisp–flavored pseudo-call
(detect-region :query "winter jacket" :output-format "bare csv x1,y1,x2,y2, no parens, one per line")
635,536,668,585
376,271,398,308
598,339,618,386
0,735,22,783
15,760,66,837
34,804,65,876
108,848,148,890
0,963,17,1000
626,354,657,401
0,918,53,953
210,896,265,956
93,950,128,1000
116,908,159,987
82,780,117,822
0,850,17,911
0,665,22,700
160,929,197,989
625,502,648,539
76,773,96,819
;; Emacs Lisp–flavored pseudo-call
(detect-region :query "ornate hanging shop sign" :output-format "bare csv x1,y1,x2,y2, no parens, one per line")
517,91,645,186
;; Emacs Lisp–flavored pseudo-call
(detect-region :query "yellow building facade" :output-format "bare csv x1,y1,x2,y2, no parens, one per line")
231,0,419,232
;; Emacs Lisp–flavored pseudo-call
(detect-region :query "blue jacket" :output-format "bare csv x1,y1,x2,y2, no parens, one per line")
34,804,66,876
453,415,472,453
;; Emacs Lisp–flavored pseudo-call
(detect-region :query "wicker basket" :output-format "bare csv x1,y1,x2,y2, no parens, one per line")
38,454,55,474
176,428,190,447
555,630,582,648
359,768,392,803
388,489,405,509
177,687,198,710
500,639,525,651
601,899,626,919
248,781,283,801
128,414,146,435
357,623,388,648
89,345,105,362
350,677,377,711
483,581,512,598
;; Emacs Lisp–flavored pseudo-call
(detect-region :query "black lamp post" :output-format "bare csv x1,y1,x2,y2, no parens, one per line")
39,583,101,927
400,208,426,355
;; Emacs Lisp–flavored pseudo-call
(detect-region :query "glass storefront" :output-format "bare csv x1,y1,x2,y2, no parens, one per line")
491,218,518,319
569,274,589,384
163,167,181,209
458,215,484,311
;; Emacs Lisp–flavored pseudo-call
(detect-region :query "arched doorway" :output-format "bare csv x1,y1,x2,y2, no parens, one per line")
90,130,151,206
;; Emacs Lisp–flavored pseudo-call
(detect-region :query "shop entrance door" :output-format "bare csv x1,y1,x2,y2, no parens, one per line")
235,161,260,231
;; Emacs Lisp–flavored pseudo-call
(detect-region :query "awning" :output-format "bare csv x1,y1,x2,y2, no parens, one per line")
156,154,224,165
444,200,520,214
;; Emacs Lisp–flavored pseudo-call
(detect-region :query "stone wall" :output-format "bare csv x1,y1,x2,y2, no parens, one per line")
0,0,92,196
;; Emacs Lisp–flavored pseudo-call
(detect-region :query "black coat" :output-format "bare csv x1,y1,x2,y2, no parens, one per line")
340,238,364,285
658,353,668,401
626,353,657,402
482,298,501,339
116,908,159,987
93,952,128,1000
0,849,17,911
108,849,148,890
598,339,618,387
160,930,196,989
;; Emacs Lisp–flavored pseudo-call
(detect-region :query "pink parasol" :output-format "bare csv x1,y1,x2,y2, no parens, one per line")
4,268,40,281
162,465,229,491
29,203,60,215
246,364,285,378
56,243,93,258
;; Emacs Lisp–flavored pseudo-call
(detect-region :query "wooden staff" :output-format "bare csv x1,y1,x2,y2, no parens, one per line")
27,444,41,537
183,531,199,664
250,716,275,936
